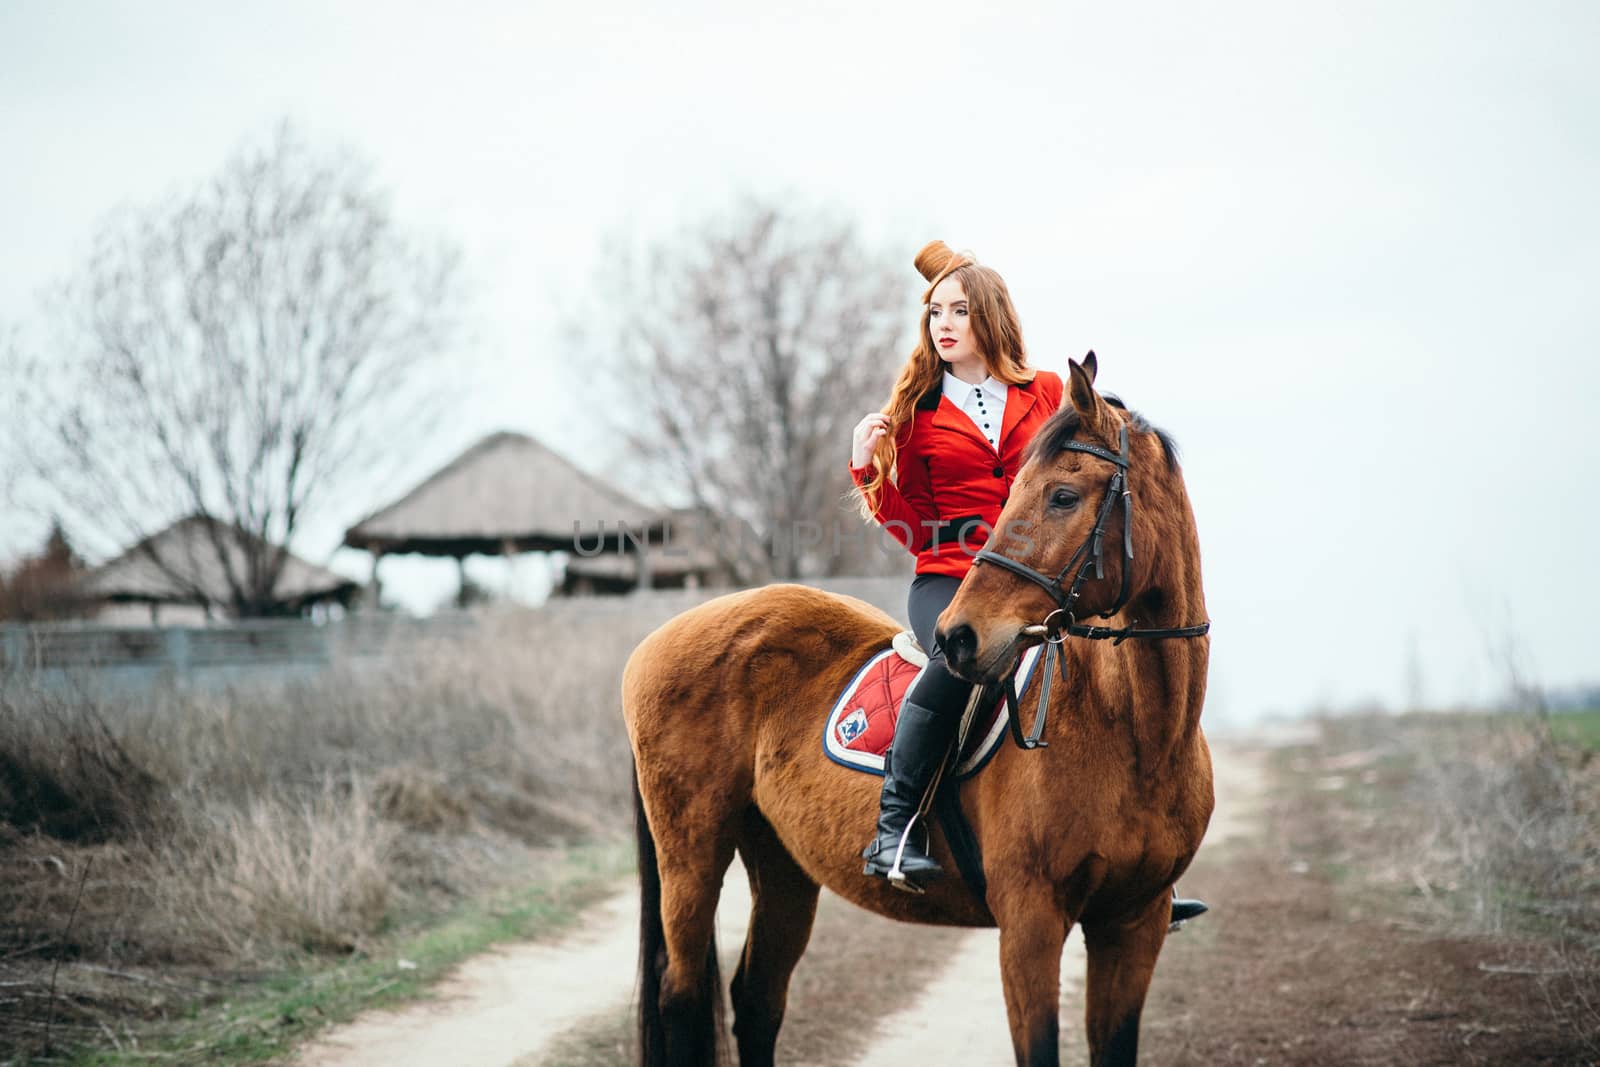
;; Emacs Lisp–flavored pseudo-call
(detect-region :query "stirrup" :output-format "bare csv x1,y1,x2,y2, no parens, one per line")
882,812,934,894
870,819,940,895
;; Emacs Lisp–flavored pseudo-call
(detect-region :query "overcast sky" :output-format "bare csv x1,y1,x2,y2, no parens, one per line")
3,0,1596,724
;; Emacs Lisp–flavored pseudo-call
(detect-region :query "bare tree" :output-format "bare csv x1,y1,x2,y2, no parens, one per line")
585,200,910,581
2,122,463,617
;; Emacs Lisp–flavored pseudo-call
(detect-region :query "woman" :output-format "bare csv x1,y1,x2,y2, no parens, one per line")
848,242,1209,925
848,239,1060,886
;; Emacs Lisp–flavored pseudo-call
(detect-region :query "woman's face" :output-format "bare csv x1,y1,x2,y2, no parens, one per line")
928,274,981,372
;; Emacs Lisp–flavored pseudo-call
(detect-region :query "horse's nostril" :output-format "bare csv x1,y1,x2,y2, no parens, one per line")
940,623,977,669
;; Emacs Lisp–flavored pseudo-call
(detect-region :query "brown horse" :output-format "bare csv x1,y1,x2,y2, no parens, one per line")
622,355,1212,1066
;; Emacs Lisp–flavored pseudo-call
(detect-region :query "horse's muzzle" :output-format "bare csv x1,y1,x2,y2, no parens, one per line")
939,620,1034,685
938,622,979,679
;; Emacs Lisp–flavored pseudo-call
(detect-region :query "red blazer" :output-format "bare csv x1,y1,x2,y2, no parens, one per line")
850,370,1065,579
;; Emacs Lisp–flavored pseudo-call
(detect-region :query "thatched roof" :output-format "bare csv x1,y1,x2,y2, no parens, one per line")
79,515,357,609
343,432,666,557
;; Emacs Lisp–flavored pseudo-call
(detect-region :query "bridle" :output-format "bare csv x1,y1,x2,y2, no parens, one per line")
970,421,1211,749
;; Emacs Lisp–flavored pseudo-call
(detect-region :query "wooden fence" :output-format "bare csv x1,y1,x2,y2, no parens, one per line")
0,614,475,688
0,578,909,691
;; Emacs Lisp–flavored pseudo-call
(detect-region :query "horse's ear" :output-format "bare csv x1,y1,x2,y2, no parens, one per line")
1082,349,1098,383
1067,356,1103,432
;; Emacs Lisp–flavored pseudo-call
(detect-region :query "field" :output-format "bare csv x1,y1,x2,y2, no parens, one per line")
2,584,1596,1065
0,585,814,1064
1136,710,1600,1064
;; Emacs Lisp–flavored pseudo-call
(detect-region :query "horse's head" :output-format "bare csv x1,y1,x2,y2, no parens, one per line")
937,352,1203,684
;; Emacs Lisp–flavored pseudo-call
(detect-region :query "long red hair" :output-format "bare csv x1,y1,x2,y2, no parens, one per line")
854,241,1034,520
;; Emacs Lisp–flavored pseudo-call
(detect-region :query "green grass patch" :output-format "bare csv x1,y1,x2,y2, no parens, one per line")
66,840,635,1067
1549,708,1600,752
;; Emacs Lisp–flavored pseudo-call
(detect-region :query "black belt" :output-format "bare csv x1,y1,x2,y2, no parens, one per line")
920,514,990,552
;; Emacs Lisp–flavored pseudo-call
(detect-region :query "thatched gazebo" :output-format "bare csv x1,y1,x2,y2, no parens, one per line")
79,515,358,624
559,506,745,596
342,431,671,603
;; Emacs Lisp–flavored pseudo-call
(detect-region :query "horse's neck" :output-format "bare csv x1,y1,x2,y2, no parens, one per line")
1064,580,1208,778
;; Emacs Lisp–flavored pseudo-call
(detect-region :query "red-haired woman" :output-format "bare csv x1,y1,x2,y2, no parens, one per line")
848,242,1208,925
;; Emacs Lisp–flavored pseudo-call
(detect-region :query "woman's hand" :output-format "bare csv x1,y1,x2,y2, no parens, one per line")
851,412,889,468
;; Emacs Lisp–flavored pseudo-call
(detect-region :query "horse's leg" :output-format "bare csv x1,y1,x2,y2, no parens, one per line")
637,770,738,1067
729,809,820,1067
656,836,736,1065
995,892,1070,1067
1080,892,1169,1067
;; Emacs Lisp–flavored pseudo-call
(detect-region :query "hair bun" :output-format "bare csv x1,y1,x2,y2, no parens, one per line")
914,240,961,282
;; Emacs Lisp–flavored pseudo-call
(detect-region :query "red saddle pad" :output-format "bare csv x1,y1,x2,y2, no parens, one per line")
821,643,1042,779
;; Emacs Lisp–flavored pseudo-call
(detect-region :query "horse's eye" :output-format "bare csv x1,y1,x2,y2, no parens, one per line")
1050,488,1080,510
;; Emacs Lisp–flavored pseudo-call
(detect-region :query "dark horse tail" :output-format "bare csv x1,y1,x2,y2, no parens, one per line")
635,764,725,1067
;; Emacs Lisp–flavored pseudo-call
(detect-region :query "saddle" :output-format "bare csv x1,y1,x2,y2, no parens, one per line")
823,632,1043,778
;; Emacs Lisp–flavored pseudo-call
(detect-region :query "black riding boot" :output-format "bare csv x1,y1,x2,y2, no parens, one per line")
861,698,959,890
1170,894,1209,929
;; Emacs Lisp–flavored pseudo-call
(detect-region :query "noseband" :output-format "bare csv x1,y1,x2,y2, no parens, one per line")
971,422,1211,749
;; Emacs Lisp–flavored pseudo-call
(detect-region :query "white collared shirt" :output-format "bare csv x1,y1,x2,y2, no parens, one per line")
942,370,1008,452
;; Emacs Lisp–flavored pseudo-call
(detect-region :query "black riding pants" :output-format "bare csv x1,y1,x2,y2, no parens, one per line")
905,574,975,715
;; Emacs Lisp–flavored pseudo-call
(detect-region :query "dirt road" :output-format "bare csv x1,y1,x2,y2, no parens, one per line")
849,741,1267,1064
294,862,755,1067
294,743,1266,1067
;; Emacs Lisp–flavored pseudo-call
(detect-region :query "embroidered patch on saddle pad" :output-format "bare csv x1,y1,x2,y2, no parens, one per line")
822,635,1044,779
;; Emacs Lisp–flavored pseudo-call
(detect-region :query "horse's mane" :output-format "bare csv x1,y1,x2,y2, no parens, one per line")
1022,393,1181,473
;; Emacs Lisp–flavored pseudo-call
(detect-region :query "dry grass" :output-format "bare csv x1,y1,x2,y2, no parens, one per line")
1416,720,1595,935
190,778,398,957
0,601,655,1058
1285,710,1600,1056
0,579,908,1061
1305,711,1599,941
1,612,626,958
